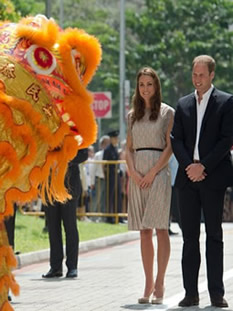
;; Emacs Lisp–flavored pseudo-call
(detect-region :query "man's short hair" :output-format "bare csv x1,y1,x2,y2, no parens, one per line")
192,55,216,73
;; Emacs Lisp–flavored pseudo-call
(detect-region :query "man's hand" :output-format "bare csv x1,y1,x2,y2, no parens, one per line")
185,163,207,182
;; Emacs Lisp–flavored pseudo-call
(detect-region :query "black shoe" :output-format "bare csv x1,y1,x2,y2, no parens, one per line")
169,229,178,235
42,268,63,278
66,269,78,278
210,296,228,308
178,295,199,307
119,218,127,224
8,295,12,302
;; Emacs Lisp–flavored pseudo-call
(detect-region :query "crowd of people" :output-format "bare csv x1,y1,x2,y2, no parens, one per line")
4,54,233,308
77,132,128,224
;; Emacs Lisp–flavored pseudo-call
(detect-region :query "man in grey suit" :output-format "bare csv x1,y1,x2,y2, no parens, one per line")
171,55,233,308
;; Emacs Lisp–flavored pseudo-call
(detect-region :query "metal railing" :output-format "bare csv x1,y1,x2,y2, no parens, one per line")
18,160,128,224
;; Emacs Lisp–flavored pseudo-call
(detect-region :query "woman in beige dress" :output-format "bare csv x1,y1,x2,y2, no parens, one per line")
126,67,174,304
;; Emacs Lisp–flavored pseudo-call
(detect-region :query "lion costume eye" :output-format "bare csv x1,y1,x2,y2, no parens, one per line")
26,44,57,75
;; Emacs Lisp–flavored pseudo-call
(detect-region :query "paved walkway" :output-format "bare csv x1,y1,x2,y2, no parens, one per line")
11,223,233,311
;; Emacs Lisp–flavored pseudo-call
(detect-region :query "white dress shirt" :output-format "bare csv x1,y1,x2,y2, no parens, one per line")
169,154,178,186
79,163,88,192
90,150,105,186
193,84,214,160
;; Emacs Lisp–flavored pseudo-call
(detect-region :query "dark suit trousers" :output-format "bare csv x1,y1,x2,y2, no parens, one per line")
46,199,79,271
178,181,225,297
107,172,122,213
4,203,17,249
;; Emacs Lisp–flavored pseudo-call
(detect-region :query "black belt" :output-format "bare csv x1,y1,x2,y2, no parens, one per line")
135,148,163,152
193,159,200,163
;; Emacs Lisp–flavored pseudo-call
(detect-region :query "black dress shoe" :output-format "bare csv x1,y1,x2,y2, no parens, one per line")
178,295,199,307
169,229,179,235
66,269,78,278
42,268,63,278
210,296,228,308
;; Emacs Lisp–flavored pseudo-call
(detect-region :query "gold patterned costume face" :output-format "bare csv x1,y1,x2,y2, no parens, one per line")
0,15,101,310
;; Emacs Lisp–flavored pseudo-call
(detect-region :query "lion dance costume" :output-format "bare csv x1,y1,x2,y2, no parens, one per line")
0,15,101,310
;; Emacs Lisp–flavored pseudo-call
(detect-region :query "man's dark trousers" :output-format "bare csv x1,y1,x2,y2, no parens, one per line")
178,181,225,297
46,198,79,271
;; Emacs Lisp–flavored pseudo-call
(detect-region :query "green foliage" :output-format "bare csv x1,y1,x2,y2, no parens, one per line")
11,0,45,17
126,0,233,106
0,0,19,21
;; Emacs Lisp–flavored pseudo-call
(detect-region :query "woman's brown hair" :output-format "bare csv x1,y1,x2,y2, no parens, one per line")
130,67,162,126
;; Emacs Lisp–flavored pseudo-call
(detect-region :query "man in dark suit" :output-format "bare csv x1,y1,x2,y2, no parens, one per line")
171,55,233,308
42,148,88,279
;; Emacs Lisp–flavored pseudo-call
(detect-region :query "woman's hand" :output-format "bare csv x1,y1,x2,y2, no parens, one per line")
131,170,143,186
139,169,157,189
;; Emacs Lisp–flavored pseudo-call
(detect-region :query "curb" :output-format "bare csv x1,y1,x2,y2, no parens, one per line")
16,231,140,268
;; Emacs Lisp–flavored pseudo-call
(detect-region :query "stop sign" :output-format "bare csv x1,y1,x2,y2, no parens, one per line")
92,92,112,118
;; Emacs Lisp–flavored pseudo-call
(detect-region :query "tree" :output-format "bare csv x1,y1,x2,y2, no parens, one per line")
11,0,44,17
126,0,233,107
0,0,19,21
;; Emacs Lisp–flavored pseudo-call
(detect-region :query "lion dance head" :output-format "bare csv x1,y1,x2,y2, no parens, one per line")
0,15,101,310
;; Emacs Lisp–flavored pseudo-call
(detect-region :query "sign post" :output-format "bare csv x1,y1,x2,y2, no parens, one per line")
119,0,125,142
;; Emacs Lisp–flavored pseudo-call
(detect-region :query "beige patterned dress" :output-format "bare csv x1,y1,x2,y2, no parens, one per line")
127,103,174,230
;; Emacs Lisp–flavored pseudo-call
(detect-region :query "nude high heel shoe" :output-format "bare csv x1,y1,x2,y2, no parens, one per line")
138,293,152,304
138,288,154,304
138,296,151,304
151,287,164,304
151,296,163,304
